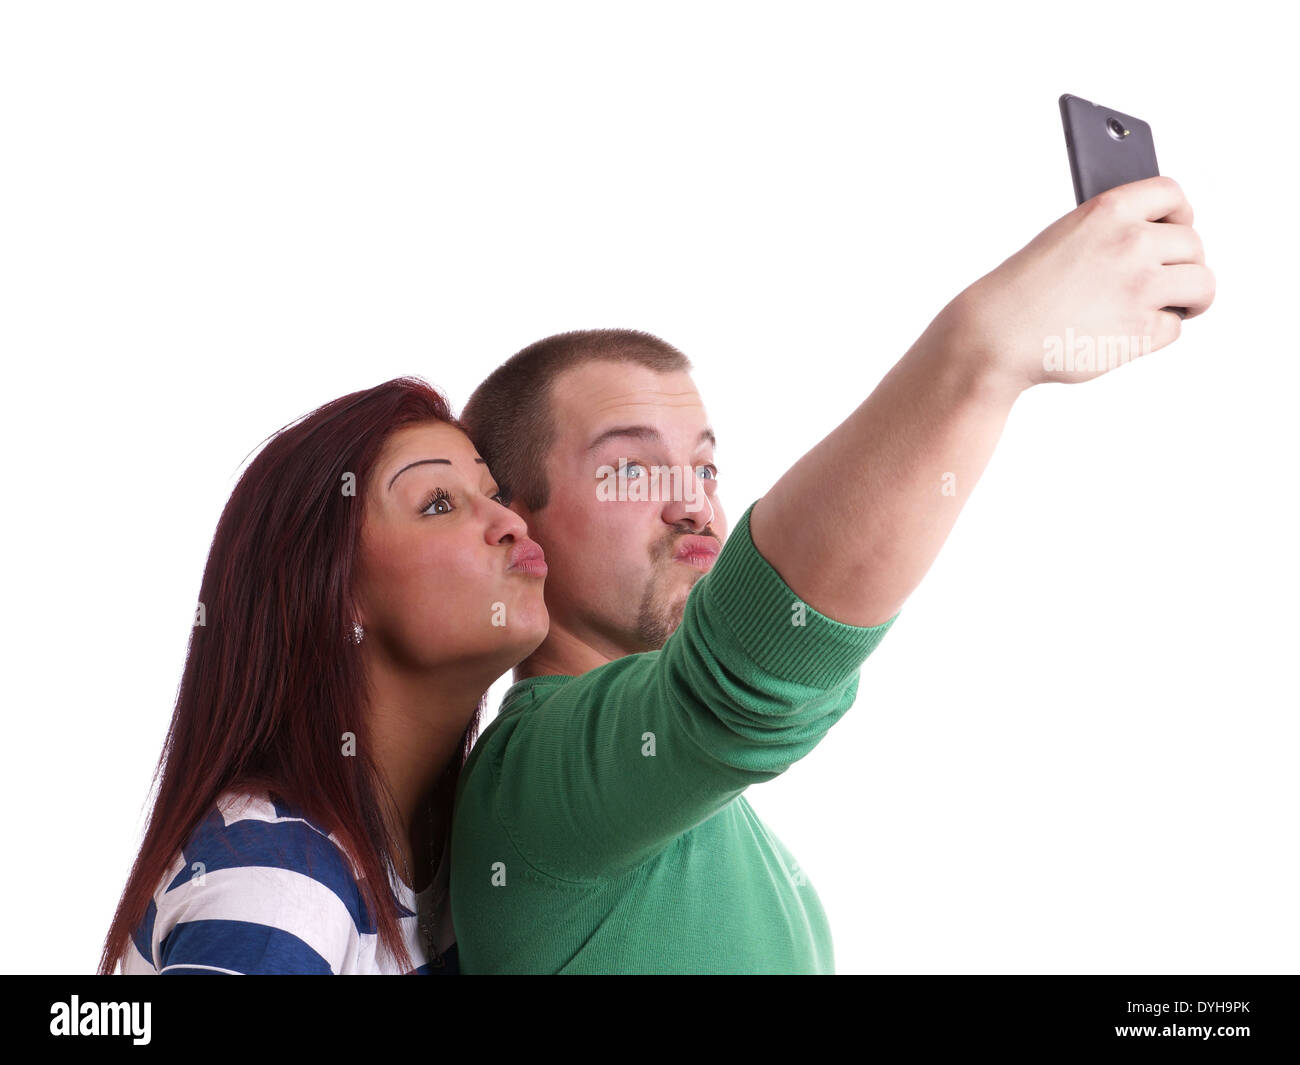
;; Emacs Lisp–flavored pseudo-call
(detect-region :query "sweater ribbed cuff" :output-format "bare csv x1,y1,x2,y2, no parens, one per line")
699,499,899,689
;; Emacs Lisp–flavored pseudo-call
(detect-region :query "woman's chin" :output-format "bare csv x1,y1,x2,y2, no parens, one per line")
490,611,549,667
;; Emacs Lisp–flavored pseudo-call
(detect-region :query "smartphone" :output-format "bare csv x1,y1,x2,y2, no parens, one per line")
1059,94,1160,204
1059,93,1185,318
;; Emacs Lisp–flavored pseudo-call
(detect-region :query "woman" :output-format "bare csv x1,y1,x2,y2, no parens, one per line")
98,377,548,974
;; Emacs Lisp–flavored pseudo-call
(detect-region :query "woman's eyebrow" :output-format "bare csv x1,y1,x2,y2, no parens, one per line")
388,456,486,491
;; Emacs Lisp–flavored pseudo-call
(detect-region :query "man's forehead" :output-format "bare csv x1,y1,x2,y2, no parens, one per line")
551,361,708,434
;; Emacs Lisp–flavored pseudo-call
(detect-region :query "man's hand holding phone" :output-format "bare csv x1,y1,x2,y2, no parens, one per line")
939,175,1215,394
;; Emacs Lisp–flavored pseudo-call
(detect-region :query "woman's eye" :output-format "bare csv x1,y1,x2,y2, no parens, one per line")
421,488,453,516
620,461,647,479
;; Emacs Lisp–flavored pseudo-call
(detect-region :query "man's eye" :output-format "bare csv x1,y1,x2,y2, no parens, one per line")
620,461,647,478
421,487,453,515
696,464,717,480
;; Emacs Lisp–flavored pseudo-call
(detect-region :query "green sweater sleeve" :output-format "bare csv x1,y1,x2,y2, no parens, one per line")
479,499,898,883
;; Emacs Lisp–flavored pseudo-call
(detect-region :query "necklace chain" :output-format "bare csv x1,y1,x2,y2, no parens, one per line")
399,800,444,969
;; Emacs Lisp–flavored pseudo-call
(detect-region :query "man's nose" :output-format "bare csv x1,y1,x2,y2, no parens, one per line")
660,466,714,531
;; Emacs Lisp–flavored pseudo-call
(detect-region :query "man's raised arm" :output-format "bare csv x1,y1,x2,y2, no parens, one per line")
749,176,1215,627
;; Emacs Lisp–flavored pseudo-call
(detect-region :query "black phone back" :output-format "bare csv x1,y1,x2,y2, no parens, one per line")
1059,94,1160,205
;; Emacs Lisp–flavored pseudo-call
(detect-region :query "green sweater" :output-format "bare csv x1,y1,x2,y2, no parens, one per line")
449,499,898,973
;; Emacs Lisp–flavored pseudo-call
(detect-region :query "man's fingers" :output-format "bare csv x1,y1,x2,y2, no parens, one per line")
1099,175,1194,226
1156,263,1216,320
1149,221,1205,265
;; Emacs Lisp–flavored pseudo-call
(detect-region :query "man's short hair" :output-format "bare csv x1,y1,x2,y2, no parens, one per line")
460,328,692,512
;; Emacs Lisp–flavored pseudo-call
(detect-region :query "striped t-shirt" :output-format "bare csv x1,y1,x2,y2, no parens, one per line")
122,789,458,975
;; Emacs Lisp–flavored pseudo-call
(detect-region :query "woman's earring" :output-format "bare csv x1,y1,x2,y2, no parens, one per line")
352,621,365,645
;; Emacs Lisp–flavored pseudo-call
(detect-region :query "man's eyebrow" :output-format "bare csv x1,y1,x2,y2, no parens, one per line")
387,456,486,491
586,425,716,452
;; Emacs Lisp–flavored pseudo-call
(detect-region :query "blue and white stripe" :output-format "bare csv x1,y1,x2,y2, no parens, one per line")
122,790,457,975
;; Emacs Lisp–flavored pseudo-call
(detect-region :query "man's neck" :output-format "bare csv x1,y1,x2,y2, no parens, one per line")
511,623,631,683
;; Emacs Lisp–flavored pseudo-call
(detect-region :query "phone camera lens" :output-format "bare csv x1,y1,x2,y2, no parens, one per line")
1106,117,1130,139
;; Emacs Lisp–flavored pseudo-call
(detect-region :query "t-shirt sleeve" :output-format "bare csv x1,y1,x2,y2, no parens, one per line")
150,812,364,975
478,498,899,882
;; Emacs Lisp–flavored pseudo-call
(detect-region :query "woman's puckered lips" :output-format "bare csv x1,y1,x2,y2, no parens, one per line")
506,539,548,577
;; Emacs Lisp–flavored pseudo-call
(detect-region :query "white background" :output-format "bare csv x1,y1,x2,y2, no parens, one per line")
2,0,1295,974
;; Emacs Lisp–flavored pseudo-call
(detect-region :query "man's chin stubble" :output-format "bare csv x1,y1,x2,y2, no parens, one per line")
633,566,699,650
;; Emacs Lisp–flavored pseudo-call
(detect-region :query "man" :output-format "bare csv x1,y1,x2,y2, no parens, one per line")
450,175,1214,973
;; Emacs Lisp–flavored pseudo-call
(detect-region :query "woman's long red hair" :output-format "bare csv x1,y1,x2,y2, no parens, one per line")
99,376,483,974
